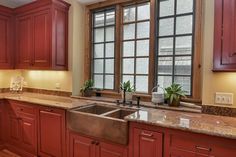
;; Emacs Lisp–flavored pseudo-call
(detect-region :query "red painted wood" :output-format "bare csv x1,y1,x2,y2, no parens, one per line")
132,128,163,157
97,141,128,157
38,107,66,157
69,132,95,157
15,14,32,69
0,6,14,69
213,0,236,71
32,9,51,69
0,102,5,146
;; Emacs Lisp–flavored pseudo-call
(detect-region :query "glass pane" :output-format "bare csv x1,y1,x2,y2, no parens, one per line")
177,0,193,14
94,44,104,58
159,18,174,36
158,38,173,56
157,76,172,90
137,21,150,39
176,15,193,35
94,12,104,27
137,3,150,21
123,24,135,40
105,59,114,74
94,28,104,43
137,40,149,56
123,7,136,23
160,0,174,17
174,76,191,95
136,58,149,74
175,36,192,55
136,76,148,92
122,75,134,86
158,57,173,75
105,26,115,42
123,41,135,57
106,11,115,25
105,75,114,89
123,58,134,74
175,56,192,75
94,59,104,73
105,43,114,57
94,75,103,89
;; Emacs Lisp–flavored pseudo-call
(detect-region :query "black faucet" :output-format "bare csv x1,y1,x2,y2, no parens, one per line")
136,96,141,108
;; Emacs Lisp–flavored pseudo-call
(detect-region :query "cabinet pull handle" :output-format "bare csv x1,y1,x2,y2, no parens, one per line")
45,109,53,112
196,146,212,152
141,131,153,137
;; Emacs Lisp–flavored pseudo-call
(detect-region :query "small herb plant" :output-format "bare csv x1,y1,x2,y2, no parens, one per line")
80,80,94,96
164,83,186,106
120,80,135,92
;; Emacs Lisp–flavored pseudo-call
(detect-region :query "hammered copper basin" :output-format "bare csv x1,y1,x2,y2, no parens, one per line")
67,103,136,145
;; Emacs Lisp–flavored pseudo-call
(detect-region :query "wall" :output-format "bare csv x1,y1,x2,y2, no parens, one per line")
0,70,22,88
202,0,236,108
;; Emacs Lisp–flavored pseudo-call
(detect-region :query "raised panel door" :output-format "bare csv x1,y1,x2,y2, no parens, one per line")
8,114,21,145
0,13,13,69
32,9,51,69
16,15,32,68
97,142,127,157
133,128,163,157
38,107,65,157
69,133,95,157
20,113,37,154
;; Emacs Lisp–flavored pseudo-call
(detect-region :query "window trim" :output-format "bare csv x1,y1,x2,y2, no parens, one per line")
84,0,203,102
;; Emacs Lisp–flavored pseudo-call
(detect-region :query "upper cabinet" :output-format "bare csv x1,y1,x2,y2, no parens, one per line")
214,0,236,71
0,6,14,69
15,0,70,70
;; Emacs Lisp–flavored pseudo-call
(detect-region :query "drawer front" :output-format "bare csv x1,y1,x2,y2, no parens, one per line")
8,100,36,115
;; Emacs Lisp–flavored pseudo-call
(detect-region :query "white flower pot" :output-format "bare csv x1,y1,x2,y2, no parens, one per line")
121,91,133,101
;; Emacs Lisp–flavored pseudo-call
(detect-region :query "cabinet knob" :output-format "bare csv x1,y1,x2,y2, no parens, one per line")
91,141,96,144
95,141,99,145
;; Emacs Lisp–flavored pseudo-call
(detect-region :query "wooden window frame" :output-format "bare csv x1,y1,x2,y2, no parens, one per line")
84,0,203,102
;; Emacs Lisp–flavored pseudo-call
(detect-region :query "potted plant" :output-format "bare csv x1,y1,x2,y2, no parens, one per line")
80,80,94,97
120,80,135,101
164,83,186,107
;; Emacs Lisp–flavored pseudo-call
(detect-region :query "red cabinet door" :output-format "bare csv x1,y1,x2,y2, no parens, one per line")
20,113,37,154
38,107,66,157
32,9,51,69
69,133,95,157
0,9,14,69
133,128,163,157
97,142,127,157
0,102,4,145
16,14,32,69
8,114,21,145
214,0,236,71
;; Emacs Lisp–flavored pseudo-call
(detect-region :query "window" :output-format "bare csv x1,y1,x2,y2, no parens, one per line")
92,8,116,89
157,0,194,95
86,0,202,99
122,2,150,93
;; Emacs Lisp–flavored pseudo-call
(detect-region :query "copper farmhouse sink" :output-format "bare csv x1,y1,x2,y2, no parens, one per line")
67,103,136,145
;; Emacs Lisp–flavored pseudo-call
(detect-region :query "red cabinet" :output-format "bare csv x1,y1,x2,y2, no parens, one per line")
38,106,66,157
0,101,5,147
7,101,37,156
0,6,14,69
14,0,70,70
69,132,128,157
130,127,163,157
214,0,236,71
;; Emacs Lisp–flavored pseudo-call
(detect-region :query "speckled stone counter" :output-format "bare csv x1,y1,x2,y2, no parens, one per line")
125,108,236,140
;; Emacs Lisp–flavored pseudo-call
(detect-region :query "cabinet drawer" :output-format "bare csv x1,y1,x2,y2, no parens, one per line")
8,100,36,115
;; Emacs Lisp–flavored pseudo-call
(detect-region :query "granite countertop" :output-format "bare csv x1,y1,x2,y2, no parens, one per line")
125,108,236,140
0,92,236,140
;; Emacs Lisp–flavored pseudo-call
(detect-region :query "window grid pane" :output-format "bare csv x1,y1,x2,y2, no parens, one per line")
122,2,150,93
156,0,195,95
92,8,116,90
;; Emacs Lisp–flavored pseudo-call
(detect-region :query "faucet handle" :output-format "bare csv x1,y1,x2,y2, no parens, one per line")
136,96,141,108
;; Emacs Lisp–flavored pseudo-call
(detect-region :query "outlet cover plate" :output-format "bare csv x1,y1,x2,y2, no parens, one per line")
215,92,233,105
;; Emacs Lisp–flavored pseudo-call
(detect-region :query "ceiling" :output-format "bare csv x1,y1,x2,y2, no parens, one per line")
76,0,106,5
0,0,35,8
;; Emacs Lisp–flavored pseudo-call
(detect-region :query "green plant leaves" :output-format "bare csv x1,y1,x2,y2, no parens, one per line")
120,80,135,92
164,83,186,104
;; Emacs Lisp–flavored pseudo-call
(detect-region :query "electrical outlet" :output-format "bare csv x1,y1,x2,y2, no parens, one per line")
55,83,61,89
215,92,233,105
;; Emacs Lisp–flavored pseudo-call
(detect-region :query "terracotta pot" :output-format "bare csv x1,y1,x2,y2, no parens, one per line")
121,91,133,101
167,99,180,107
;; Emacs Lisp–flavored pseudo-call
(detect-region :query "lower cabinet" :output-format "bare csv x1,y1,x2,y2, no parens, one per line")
69,132,128,157
0,101,5,146
130,127,163,157
38,106,66,157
